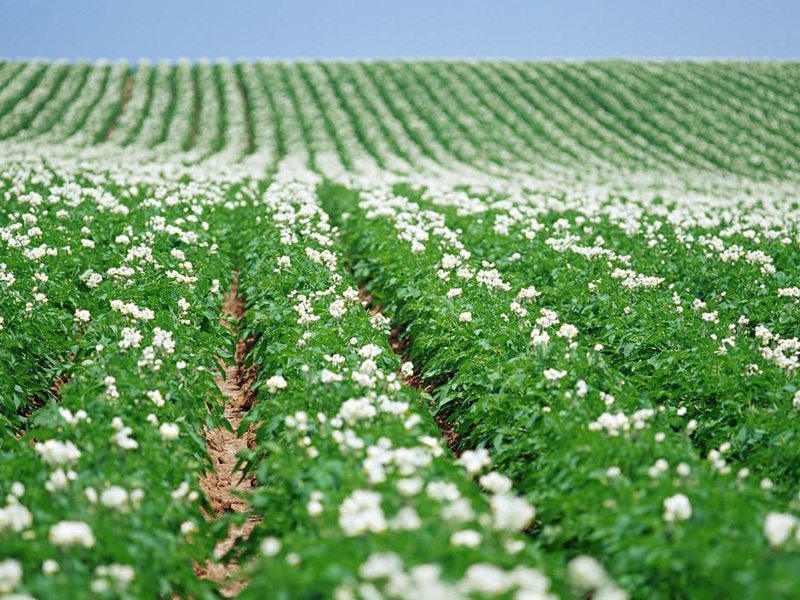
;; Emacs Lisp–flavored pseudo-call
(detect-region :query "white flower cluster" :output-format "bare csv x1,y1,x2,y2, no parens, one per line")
35,440,81,466
338,490,387,536
589,408,655,436
341,552,560,600
764,512,800,548
48,520,95,548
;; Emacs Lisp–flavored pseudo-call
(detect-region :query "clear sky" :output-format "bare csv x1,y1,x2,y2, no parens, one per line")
1,0,798,61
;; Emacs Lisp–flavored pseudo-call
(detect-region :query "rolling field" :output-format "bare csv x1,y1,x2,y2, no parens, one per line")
1,58,800,599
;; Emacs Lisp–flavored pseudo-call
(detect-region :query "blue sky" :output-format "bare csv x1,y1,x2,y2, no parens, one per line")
1,0,798,61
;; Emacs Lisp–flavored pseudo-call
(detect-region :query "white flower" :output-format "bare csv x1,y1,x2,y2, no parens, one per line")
426,481,461,502
307,491,324,517
358,344,383,359
370,312,390,330
307,499,324,517
266,375,288,393
42,559,59,575
180,521,197,535
441,498,476,523
400,361,414,378
451,529,483,548
45,468,72,492
0,559,22,594
504,539,525,555
101,486,129,510
568,555,608,592
91,564,135,594
339,397,377,423
131,489,145,507
531,328,550,345
0,502,33,533
396,477,424,497
458,311,472,322
329,299,347,318
517,286,541,301
320,369,343,384
457,448,491,475
74,309,91,323
159,422,180,440
151,327,175,353
49,521,95,548
388,506,422,531
663,493,692,522
464,563,512,595
113,425,138,450
543,368,567,381
338,490,386,536
35,440,81,465
359,552,403,579
764,512,797,548
557,323,579,339
119,327,143,350
260,537,281,557
491,494,536,532
536,308,559,328
479,471,513,494
778,287,800,298
58,408,88,426
147,390,165,407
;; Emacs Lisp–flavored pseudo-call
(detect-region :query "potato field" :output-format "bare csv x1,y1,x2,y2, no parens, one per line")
1,58,800,599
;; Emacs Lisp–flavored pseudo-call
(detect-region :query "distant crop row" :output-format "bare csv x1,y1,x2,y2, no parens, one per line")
0,59,798,180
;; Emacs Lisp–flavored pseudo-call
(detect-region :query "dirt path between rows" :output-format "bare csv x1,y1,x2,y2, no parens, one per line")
196,276,260,597
104,72,133,141
357,284,462,455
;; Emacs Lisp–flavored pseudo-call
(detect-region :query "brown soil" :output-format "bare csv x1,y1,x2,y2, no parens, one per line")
196,276,260,596
434,412,461,457
234,67,255,155
188,70,201,151
357,284,381,316
104,72,133,141
17,372,73,439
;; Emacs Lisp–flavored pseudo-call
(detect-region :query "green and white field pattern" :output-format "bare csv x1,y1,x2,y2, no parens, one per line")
2,58,800,599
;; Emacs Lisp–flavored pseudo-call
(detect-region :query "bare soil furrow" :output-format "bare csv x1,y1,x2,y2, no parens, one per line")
196,276,260,597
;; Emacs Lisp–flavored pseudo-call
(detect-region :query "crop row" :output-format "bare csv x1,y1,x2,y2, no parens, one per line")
0,165,636,598
321,183,800,599
0,60,798,184
408,184,800,490
223,178,620,599
0,165,239,597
